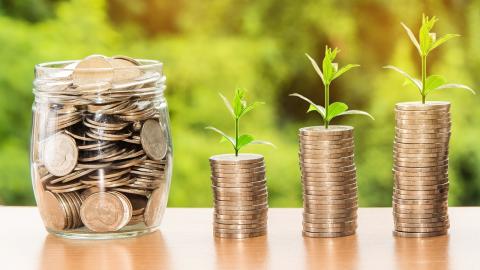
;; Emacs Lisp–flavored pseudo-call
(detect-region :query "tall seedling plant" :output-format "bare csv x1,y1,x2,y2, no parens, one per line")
384,14,475,103
291,46,373,128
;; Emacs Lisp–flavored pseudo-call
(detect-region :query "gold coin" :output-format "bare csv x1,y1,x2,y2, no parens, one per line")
72,55,114,85
40,191,68,231
395,220,449,228
302,230,355,238
209,161,265,169
392,230,447,237
141,119,167,161
394,224,449,233
395,101,450,111
210,153,263,165
43,133,78,177
214,212,267,221
394,216,448,224
214,230,266,239
299,125,353,136
80,191,132,232
144,184,167,227
394,182,449,191
300,164,355,173
109,56,142,83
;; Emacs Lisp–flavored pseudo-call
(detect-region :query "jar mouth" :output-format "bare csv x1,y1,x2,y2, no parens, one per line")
35,59,163,72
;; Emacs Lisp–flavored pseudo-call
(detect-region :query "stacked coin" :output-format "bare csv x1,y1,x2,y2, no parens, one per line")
210,154,268,239
33,55,170,233
392,101,450,237
299,126,358,238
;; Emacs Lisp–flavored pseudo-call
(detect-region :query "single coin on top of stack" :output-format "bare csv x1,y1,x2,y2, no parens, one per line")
299,126,358,238
210,154,268,239
392,101,451,238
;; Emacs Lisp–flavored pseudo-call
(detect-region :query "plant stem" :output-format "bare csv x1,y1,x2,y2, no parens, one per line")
421,55,427,104
235,117,239,156
324,83,330,129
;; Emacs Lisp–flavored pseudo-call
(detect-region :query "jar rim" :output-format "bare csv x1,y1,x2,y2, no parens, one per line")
35,59,163,71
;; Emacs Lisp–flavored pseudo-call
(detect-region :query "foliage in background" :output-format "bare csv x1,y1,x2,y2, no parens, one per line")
0,0,479,207
206,89,273,156
291,46,372,128
385,14,475,103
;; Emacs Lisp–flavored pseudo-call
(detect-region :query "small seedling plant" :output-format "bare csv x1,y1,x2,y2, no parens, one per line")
206,89,274,156
384,14,475,103
291,46,373,129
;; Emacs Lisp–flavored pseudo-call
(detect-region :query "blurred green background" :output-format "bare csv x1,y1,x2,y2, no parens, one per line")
0,0,479,207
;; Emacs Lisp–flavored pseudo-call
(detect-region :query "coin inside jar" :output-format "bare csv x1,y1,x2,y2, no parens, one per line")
80,191,132,232
43,133,78,177
141,119,167,161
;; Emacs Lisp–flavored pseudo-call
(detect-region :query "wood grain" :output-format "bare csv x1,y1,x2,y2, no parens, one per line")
0,207,479,270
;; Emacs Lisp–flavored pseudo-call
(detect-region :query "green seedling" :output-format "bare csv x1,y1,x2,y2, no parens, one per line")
206,89,274,156
384,14,475,103
291,46,374,129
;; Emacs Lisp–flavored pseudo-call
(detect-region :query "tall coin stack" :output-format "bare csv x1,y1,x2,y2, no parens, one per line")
299,126,358,238
210,154,268,239
393,101,451,237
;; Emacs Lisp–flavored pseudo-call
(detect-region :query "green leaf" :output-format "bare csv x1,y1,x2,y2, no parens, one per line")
305,53,324,84
430,33,460,51
332,64,360,81
289,93,326,119
219,93,235,118
432,83,476,95
326,102,348,121
239,101,264,119
250,140,276,148
338,110,375,120
322,46,340,84
383,65,422,94
205,126,235,149
236,134,254,151
401,22,421,55
233,89,246,118
424,75,446,95
419,14,438,55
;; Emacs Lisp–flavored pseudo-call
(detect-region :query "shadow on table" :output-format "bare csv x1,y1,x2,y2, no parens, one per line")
394,234,450,270
303,234,359,270
40,231,171,270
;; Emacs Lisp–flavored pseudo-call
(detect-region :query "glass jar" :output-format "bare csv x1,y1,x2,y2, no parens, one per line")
31,55,172,239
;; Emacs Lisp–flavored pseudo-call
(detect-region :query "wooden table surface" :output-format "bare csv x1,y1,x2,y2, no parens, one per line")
0,207,479,270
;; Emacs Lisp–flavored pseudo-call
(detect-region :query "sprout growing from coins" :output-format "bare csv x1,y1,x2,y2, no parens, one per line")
291,46,374,128
384,14,475,103
206,89,274,156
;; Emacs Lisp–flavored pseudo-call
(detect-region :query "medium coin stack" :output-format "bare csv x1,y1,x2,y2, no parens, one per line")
33,55,170,233
210,154,268,239
392,101,451,237
299,126,358,238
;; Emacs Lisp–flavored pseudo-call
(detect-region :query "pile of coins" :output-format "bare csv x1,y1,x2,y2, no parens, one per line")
210,154,268,239
392,101,450,237
32,55,170,234
298,126,358,238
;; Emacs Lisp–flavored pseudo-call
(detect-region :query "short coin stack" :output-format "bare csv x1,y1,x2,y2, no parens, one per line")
392,101,451,237
299,126,358,238
210,154,268,239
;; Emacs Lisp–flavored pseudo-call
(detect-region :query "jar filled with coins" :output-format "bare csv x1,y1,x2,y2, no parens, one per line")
31,55,172,239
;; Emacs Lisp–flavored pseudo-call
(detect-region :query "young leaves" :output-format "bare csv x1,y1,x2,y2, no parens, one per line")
387,14,475,103
305,46,359,87
401,14,459,57
207,89,274,156
293,47,372,128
